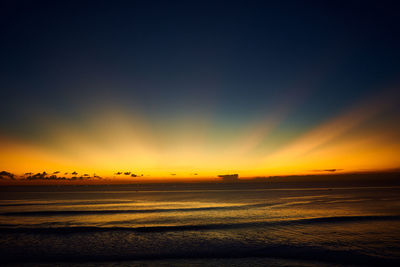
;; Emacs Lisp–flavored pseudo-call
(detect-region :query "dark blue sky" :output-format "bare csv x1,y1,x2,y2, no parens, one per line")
2,1,399,113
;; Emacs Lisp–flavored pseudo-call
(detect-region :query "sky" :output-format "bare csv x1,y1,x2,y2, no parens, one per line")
1,0,400,180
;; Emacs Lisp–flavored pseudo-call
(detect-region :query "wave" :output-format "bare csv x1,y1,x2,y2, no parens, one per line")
1,234,399,266
0,200,135,207
0,202,276,216
0,201,318,217
1,215,399,233
2,246,398,266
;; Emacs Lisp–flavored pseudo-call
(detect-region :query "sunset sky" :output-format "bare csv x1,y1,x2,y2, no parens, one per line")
1,1,400,180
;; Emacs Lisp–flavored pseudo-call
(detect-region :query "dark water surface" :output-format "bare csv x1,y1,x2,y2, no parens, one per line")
0,183,399,266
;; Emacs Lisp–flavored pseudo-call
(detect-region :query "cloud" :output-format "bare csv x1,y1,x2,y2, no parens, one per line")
218,174,239,182
311,169,343,172
27,172,48,180
0,171,15,180
25,172,98,181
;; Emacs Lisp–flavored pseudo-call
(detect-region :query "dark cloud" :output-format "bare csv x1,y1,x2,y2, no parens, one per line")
0,171,15,180
27,172,48,180
25,172,96,181
124,172,131,175
312,169,343,173
218,174,239,182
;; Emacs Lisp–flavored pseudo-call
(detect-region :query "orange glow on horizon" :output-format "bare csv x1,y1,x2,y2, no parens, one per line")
1,88,399,182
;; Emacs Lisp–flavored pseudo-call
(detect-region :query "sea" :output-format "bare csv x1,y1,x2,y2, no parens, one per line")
0,182,399,266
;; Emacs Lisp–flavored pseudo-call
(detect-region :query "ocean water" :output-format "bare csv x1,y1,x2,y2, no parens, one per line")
0,183,399,266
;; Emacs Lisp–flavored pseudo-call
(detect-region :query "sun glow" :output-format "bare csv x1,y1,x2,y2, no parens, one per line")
1,87,399,181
